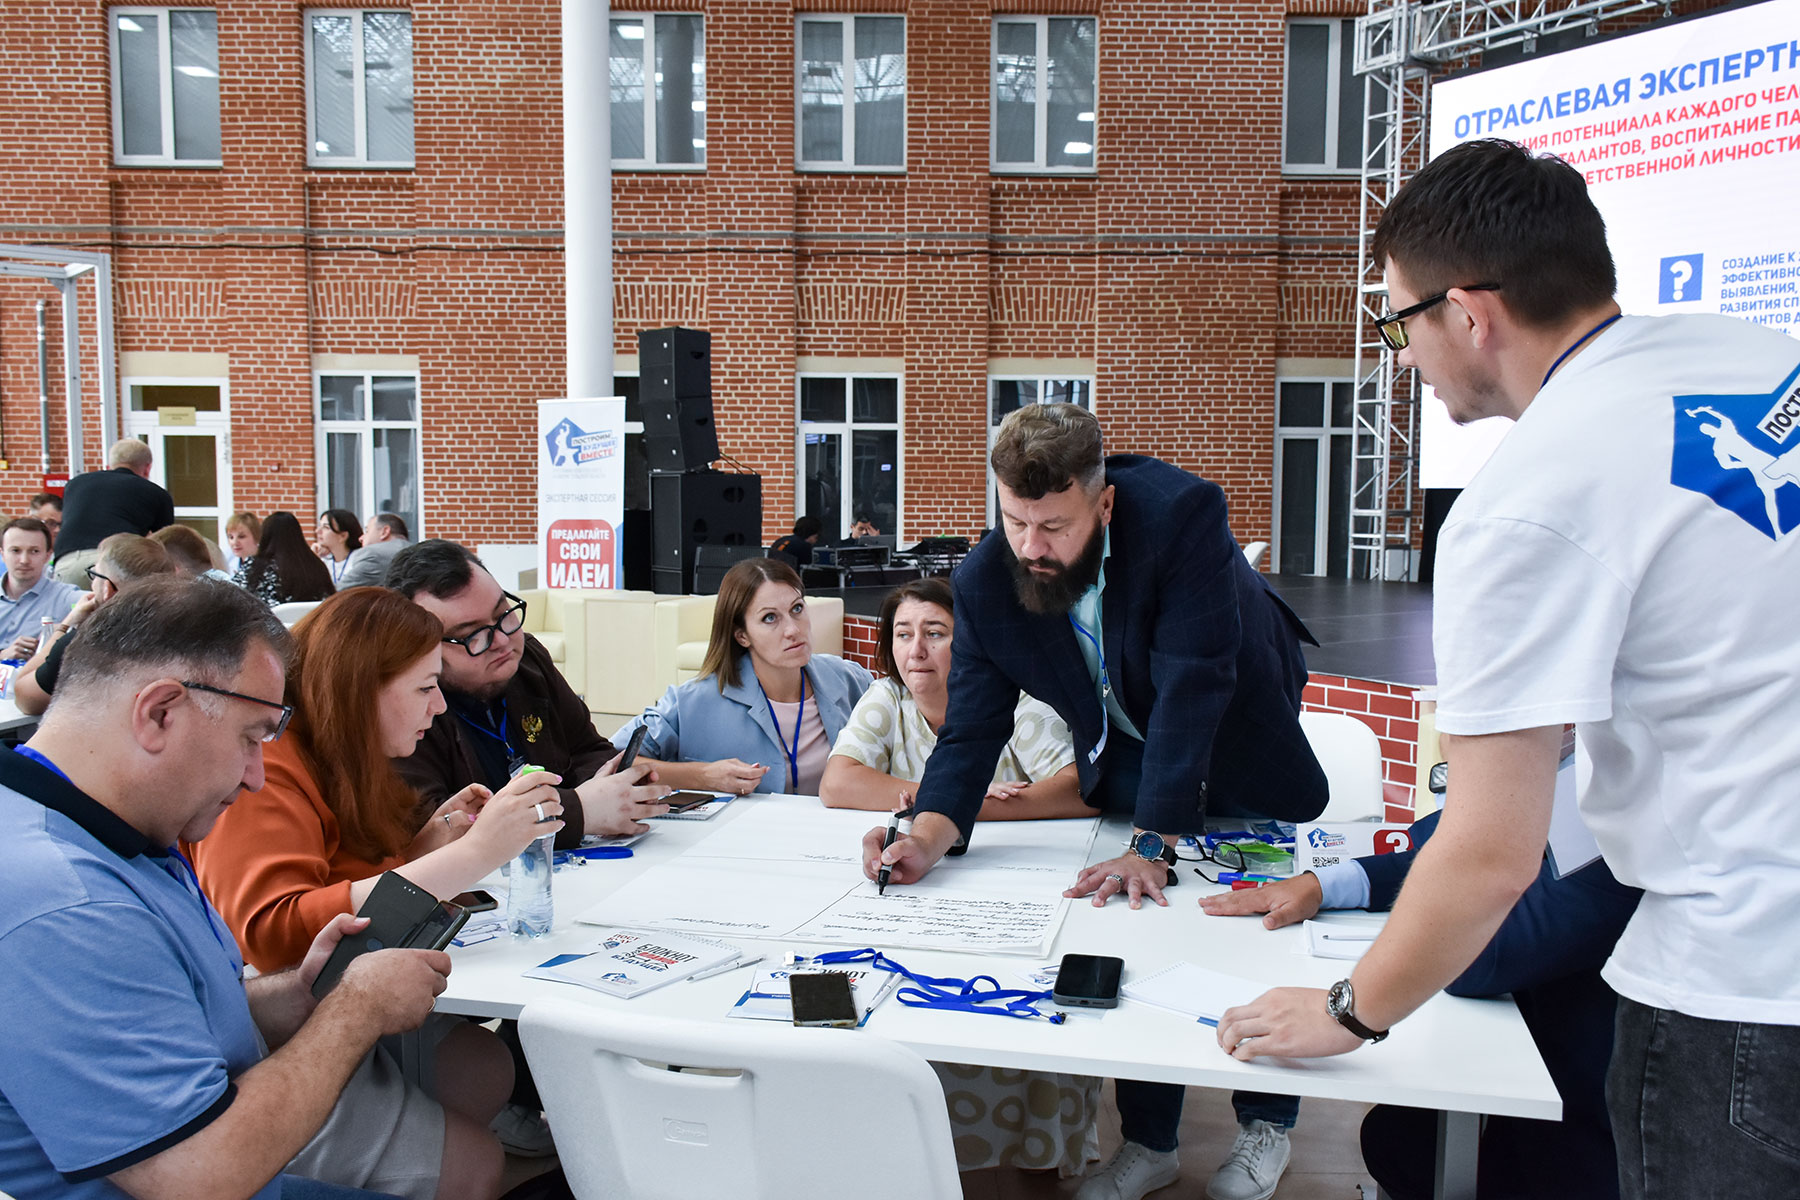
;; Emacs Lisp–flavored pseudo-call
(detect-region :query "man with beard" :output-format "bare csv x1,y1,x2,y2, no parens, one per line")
863,402,1328,1200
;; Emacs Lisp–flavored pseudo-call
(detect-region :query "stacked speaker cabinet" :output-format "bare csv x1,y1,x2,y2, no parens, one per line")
636,326,762,595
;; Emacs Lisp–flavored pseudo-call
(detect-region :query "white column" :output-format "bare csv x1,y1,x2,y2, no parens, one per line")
563,0,613,400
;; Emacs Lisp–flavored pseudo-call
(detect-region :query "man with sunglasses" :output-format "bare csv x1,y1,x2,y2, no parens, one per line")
0,576,450,1200
1218,140,1800,1197
386,539,671,848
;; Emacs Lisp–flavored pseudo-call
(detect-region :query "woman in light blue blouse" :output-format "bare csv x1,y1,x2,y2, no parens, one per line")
614,558,870,796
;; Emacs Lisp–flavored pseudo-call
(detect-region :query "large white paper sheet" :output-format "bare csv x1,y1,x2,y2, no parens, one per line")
791,882,1068,954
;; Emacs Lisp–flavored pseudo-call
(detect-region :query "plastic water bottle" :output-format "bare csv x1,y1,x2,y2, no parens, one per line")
506,831,555,938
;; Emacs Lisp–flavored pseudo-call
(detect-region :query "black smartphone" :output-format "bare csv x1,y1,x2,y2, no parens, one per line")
664,790,717,813
452,889,498,914
312,873,467,999
1051,953,1124,1009
616,724,649,770
790,971,859,1028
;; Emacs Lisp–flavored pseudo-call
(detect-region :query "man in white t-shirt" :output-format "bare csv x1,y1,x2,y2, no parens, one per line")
1216,139,1800,1196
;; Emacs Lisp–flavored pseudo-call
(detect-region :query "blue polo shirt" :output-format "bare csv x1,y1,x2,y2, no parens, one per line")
0,748,276,1200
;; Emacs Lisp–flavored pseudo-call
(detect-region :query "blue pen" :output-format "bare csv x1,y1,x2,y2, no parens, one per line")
564,846,634,860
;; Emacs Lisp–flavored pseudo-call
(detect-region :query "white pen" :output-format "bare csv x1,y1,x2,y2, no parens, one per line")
688,954,765,983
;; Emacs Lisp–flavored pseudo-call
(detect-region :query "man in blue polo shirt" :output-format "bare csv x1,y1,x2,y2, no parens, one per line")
0,577,451,1200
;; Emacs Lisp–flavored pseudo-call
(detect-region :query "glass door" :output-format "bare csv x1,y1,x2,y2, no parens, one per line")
125,380,231,544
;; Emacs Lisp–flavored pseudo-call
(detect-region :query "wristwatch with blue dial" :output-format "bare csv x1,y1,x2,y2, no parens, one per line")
1128,830,1167,863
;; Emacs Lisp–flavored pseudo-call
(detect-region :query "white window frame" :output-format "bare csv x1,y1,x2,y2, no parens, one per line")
109,7,222,168
1283,17,1365,176
1271,376,1354,576
990,15,1098,175
986,376,1095,527
121,376,234,536
610,14,707,171
795,373,905,542
794,14,907,173
313,370,424,539
304,8,414,169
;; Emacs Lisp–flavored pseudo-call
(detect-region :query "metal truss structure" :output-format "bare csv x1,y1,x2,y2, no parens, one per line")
0,245,120,472
1345,0,1667,578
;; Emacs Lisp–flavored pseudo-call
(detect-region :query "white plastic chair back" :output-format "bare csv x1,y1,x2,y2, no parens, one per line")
520,1000,960,1200
1300,710,1386,821
270,600,323,626
1241,540,1269,570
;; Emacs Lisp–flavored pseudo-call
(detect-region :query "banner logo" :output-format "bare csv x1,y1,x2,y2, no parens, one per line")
544,416,618,467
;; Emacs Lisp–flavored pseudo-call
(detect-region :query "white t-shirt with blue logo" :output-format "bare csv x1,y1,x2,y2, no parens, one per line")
1433,312,1800,1025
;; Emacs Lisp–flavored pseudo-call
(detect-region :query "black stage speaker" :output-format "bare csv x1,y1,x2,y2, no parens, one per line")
638,327,718,472
641,396,719,473
650,470,762,595
638,327,712,397
693,544,769,596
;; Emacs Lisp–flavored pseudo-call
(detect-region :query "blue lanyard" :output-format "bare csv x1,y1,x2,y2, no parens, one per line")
457,699,524,772
1541,314,1621,389
1068,615,1110,766
758,672,808,793
794,948,1065,1023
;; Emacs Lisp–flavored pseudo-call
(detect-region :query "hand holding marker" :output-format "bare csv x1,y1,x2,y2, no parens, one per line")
876,802,915,896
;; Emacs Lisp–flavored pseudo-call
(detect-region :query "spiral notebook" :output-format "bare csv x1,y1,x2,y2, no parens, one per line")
1119,961,1264,1027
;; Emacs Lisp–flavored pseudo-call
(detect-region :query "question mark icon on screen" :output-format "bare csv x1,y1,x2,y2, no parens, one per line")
1669,259,1693,301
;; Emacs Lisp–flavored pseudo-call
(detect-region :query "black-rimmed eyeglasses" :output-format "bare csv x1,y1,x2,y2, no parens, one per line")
1375,283,1503,351
181,680,293,741
1190,841,1251,884
441,593,527,656
86,567,115,589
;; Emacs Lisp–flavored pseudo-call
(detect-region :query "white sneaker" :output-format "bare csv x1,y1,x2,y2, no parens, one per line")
1205,1120,1291,1200
1074,1140,1181,1200
490,1102,557,1158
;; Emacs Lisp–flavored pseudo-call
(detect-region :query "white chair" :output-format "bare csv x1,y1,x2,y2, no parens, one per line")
519,1000,961,1200
1241,540,1269,570
1300,710,1386,821
270,600,323,626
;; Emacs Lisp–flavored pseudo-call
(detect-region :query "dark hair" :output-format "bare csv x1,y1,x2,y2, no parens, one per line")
877,576,954,684
98,533,178,583
1,517,52,553
699,558,805,690
28,494,60,511
57,576,291,700
148,526,217,575
247,512,335,603
371,512,410,541
1371,139,1616,328
792,514,824,540
320,508,364,553
384,538,485,599
990,403,1105,499
286,588,443,862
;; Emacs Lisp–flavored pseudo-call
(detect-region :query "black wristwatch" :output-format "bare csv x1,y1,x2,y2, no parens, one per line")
1127,831,1180,886
1326,978,1388,1044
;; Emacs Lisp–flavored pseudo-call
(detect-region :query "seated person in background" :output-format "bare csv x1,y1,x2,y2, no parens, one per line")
27,493,62,551
1205,802,1641,1200
189,587,561,1186
849,516,880,539
617,557,871,797
151,523,234,581
768,513,823,567
822,576,1094,820
234,511,336,606
225,510,263,573
312,509,363,586
338,512,412,588
13,533,178,716
0,577,454,1200
387,539,670,847
1,517,80,662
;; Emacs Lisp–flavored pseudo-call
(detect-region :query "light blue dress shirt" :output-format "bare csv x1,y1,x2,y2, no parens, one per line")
1068,528,1144,743
0,574,80,649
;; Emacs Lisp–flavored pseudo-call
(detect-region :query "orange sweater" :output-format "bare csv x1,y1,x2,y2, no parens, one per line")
187,737,406,973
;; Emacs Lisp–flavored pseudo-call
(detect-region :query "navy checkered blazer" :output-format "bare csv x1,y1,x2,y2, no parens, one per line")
915,455,1328,841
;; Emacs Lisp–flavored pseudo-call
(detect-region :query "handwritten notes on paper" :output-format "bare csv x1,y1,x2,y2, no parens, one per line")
576,802,1099,956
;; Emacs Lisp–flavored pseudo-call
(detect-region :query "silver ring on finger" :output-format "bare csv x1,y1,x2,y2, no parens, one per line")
533,802,546,822
1106,873,1124,885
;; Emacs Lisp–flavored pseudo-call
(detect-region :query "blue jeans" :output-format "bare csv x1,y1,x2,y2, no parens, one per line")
1608,997,1800,1199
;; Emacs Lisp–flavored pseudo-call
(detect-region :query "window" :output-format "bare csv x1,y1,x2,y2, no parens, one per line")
315,373,422,539
610,15,706,168
1273,378,1354,576
796,15,905,170
797,376,901,540
992,17,1096,173
306,9,413,167
987,377,1093,526
110,8,220,166
1283,18,1386,174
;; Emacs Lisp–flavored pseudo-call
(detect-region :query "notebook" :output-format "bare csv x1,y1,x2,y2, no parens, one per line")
1119,961,1265,1027
524,928,745,998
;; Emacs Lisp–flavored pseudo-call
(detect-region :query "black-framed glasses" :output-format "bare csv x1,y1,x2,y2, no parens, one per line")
441,593,527,657
1190,841,1250,884
180,680,293,741
1375,283,1502,351
86,567,115,588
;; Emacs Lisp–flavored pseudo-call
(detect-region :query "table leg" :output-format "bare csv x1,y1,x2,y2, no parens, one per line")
1432,1110,1480,1200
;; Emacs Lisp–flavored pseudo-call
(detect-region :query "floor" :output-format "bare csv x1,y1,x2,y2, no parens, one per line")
959,1085,1379,1200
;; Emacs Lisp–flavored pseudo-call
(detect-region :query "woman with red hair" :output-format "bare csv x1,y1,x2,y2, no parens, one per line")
189,587,564,1200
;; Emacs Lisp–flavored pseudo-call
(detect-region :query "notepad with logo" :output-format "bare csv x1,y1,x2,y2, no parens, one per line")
524,928,744,998
1120,961,1265,1026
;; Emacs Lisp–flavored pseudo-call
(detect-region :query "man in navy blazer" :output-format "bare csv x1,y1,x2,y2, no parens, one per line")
863,403,1329,1200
